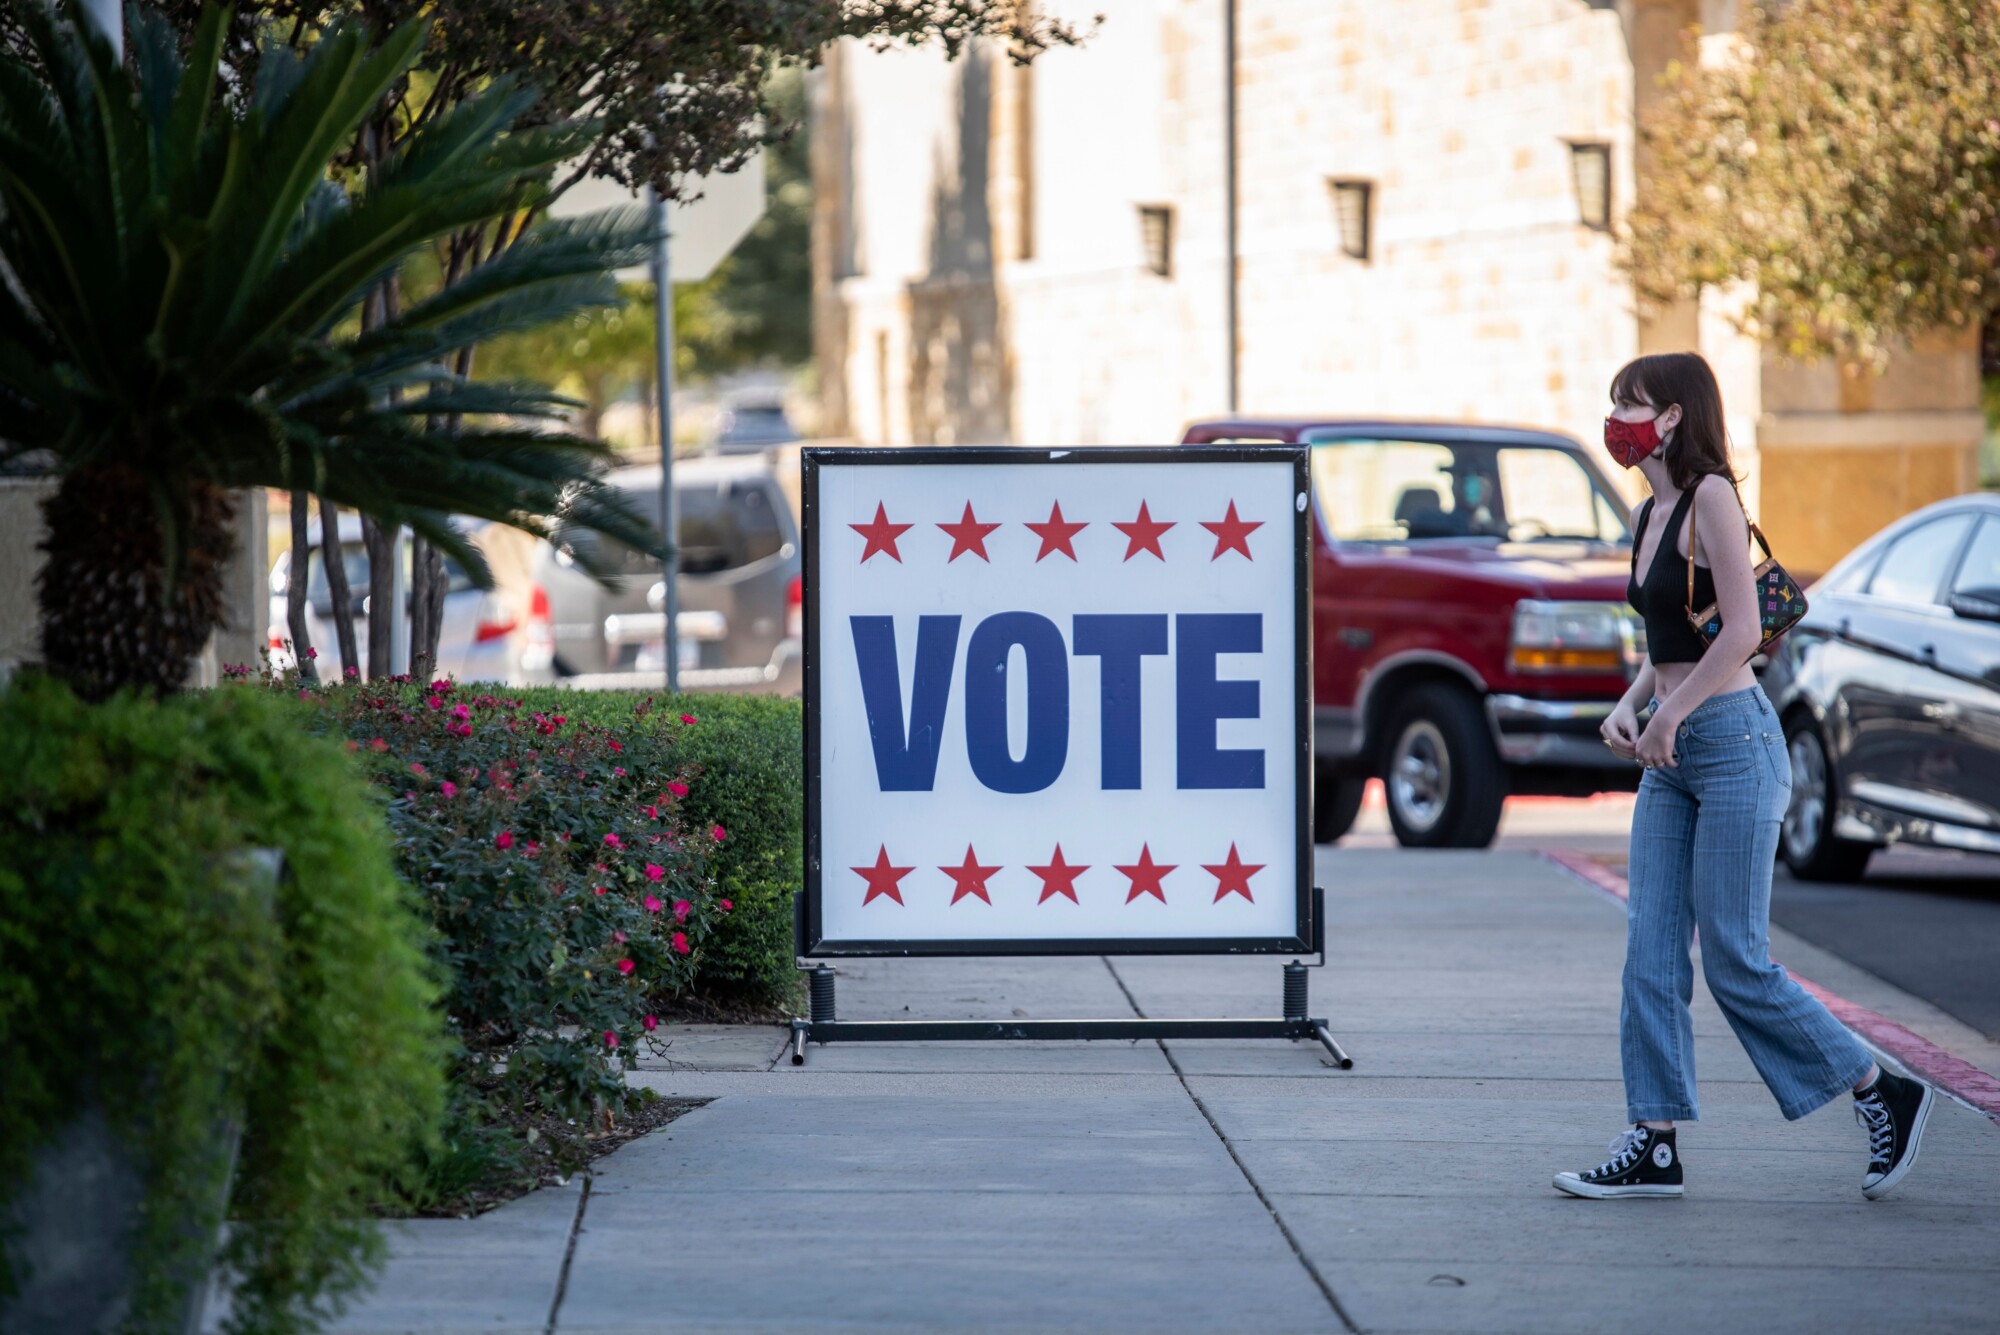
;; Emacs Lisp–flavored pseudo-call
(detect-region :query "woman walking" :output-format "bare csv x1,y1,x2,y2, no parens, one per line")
1552,351,1933,1201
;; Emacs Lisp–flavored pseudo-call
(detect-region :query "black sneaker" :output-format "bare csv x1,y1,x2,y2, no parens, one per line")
1552,1125,1683,1199
1854,1069,1934,1200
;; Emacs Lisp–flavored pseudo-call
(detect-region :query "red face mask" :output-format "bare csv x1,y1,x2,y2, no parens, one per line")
1603,414,1664,468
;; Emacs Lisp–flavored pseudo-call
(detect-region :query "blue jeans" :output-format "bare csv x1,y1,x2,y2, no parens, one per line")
1622,684,1873,1122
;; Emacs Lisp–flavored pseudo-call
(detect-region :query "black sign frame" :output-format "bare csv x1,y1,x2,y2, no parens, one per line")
800,445,1314,959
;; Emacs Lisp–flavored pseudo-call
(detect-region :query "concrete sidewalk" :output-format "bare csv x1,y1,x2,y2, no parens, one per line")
309,850,2000,1334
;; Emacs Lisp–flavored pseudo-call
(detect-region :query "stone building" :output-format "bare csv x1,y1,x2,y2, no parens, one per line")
811,0,1985,573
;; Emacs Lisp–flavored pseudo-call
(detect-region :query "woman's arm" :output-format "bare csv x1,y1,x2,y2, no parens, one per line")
1653,474,1762,724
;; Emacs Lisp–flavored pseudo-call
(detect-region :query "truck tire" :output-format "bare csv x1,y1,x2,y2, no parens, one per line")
1380,684,1507,849
1779,714,1873,883
1313,762,1366,845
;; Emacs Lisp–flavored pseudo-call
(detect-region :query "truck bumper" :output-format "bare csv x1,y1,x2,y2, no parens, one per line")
1486,694,1635,770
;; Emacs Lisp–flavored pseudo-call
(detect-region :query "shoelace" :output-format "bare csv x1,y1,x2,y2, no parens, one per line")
1854,1094,1894,1162
1595,1128,1649,1175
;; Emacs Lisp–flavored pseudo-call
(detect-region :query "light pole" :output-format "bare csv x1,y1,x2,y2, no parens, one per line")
648,186,681,693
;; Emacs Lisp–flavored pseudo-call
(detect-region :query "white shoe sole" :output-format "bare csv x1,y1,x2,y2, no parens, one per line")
1862,1081,1934,1200
1552,1173,1683,1199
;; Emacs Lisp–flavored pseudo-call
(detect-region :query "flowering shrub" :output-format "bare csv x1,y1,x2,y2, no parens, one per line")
300,678,726,1121
511,688,804,1010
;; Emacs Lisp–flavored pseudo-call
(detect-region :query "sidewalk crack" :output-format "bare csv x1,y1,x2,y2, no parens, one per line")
1101,957,1360,1334
543,1175,591,1334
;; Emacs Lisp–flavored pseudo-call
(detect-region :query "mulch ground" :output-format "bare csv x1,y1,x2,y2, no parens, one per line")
409,1094,710,1219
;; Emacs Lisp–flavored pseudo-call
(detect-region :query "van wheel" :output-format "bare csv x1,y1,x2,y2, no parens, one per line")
1780,716,1873,883
1380,685,1506,849
1313,762,1366,845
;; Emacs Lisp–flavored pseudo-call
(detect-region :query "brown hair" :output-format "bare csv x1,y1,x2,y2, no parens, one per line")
1608,352,1740,493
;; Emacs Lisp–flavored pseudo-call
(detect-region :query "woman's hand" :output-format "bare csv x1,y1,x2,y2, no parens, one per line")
1601,702,1641,761
1635,712,1680,770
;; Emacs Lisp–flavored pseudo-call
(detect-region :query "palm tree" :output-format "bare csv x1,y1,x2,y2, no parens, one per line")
0,4,660,699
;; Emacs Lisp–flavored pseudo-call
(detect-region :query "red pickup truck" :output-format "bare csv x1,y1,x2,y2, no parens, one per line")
1181,418,1645,848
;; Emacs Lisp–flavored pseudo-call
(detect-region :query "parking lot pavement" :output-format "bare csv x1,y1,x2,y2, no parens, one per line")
303,845,2000,1335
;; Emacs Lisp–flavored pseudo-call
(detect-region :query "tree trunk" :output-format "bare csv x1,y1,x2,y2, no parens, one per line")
361,513,396,680
285,493,318,682
317,495,359,679
35,466,237,700
409,536,447,681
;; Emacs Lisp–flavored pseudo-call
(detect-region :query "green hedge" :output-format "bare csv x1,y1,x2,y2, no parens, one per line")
520,689,803,1010
0,676,444,1334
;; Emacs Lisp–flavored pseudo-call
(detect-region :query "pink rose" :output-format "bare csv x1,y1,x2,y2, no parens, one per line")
642,1015,658,1033
495,831,514,850
645,864,665,882
672,932,690,955
603,832,622,848
305,646,317,659
680,713,697,725
617,958,635,975
603,1030,619,1049
608,739,624,753
711,824,726,842
426,694,444,711
667,781,689,798
452,703,470,721
644,805,660,820
440,781,458,798
645,895,663,914
720,899,733,912
613,766,627,777
673,899,692,923
593,886,608,896
410,762,426,775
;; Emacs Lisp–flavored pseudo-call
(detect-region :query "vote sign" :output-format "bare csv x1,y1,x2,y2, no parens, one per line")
803,447,1311,956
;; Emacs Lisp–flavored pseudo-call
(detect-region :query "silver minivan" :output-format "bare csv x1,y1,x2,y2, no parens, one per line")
534,453,802,693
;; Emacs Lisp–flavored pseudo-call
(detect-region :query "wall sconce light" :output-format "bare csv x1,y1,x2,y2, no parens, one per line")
1328,179,1373,262
1568,141,1612,231
1138,205,1174,277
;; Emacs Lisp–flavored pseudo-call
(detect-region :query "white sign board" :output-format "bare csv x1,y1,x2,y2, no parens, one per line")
545,152,766,283
803,447,1312,956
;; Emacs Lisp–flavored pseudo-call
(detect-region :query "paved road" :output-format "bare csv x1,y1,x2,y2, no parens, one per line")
287,847,2000,1335
1349,788,2000,1043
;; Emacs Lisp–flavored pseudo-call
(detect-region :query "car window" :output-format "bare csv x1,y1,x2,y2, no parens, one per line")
1819,548,1880,595
307,542,473,614
1864,513,1975,605
602,477,789,577
1305,436,1629,543
1947,516,2000,602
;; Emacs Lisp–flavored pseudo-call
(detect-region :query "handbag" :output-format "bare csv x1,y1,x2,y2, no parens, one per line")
1685,481,1808,655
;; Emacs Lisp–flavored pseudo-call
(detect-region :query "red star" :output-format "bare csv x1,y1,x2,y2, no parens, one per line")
1114,844,1176,903
851,503,914,563
853,845,914,906
941,845,1002,905
1203,843,1263,902
1027,844,1089,904
1201,500,1263,561
1112,501,1176,561
937,501,1002,563
1024,501,1088,562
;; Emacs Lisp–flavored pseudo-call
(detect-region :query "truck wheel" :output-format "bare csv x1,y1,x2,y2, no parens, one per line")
1380,684,1506,849
1313,762,1366,845
1779,715,1873,883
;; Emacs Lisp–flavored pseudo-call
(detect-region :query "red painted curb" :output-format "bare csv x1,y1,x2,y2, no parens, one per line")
1541,849,2000,1127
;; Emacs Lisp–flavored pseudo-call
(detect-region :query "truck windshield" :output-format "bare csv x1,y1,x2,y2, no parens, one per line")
1302,435,1632,545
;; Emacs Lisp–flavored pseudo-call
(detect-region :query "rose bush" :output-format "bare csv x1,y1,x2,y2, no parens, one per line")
285,677,727,1131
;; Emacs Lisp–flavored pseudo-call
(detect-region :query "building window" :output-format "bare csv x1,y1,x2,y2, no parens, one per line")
1329,179,1373,262
1138,205,1174,277
1568,141,1612,231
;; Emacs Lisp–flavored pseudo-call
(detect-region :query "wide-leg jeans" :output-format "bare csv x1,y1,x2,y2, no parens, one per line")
1621,684,1874,1122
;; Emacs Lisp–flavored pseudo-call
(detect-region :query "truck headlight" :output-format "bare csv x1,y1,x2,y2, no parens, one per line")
1509,600,1637,674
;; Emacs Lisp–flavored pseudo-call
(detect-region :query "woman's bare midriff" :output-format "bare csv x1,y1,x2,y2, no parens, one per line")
1653,658,1757,705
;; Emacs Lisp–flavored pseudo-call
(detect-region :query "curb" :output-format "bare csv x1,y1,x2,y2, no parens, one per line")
1541,849,2000,1128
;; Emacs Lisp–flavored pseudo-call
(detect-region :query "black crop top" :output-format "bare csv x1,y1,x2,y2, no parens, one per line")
1627,488,1715,665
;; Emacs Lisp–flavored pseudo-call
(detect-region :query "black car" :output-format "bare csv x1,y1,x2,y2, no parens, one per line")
1761,493,2000,881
